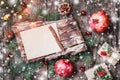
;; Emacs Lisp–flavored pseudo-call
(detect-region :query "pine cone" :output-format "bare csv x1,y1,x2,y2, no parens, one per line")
58,2,71,15
3,30,15,43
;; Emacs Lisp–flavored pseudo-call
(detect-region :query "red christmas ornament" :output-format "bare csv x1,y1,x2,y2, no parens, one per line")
81,10,87,16
100,51,107,56
97,70,106,77
80,66,85,72
54,59,73,77
89,10,109,32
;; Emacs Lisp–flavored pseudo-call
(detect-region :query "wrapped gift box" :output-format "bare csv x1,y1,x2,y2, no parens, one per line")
12,18,87,62
98,42,120,65
85,63,112,80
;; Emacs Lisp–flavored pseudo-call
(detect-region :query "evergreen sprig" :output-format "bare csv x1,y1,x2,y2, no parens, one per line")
85,36,98,47
6,39,18,51
79,51,93,65
7,49,43,79
46,11,60,21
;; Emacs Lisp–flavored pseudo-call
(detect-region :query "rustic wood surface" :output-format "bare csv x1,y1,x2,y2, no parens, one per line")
47,0,120,80
1,0,120,80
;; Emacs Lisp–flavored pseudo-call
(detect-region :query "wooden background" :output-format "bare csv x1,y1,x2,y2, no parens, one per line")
47,0,120,80
1,0,120,80
36,0,120,80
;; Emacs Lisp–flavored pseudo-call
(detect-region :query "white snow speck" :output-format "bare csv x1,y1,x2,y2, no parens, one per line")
0,53,3,59
73,0,79,5
0,67,3,73
54,1,59,6
42,9,48,15
8,0,18,6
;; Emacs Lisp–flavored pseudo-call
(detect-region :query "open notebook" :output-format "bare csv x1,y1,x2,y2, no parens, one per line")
12,18,87,62
20,23,63,60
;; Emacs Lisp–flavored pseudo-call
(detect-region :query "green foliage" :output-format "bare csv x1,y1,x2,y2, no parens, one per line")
69,55,79,62
48,59,57,76
8,61,43,79
6,39,18,51
85,36,98,47
46,11,60,21
0,0,22,25
48,64,55,76
7,49,43,79
80,51,93,65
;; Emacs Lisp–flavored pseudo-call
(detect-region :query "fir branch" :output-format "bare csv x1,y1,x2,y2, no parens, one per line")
69,55,79,62
85,36,98,47
79,51,93,65
6,39,18,51
46,11,60,21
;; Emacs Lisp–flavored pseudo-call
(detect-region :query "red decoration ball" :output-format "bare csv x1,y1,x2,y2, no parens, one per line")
54,59,73,77
89,10,109,32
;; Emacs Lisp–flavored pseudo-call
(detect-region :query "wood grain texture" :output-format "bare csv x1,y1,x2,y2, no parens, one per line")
1,0,120,80
47,0,120,80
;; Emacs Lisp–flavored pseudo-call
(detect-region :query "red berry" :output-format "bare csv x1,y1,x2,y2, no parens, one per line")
100,51,107,56
22,2,27,8
7,52,13,58
44,61,48,65
81,10,87,16
80,66,85,72
85,31,92,36
54,59,73,77
89,10,109,32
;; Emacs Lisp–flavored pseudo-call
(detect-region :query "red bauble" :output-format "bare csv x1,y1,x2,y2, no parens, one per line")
100,51,107,56
89,10,109,32
54,59,73,77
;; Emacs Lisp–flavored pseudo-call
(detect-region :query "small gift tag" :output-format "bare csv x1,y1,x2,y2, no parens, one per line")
85,63,112,80
98,42,120,65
